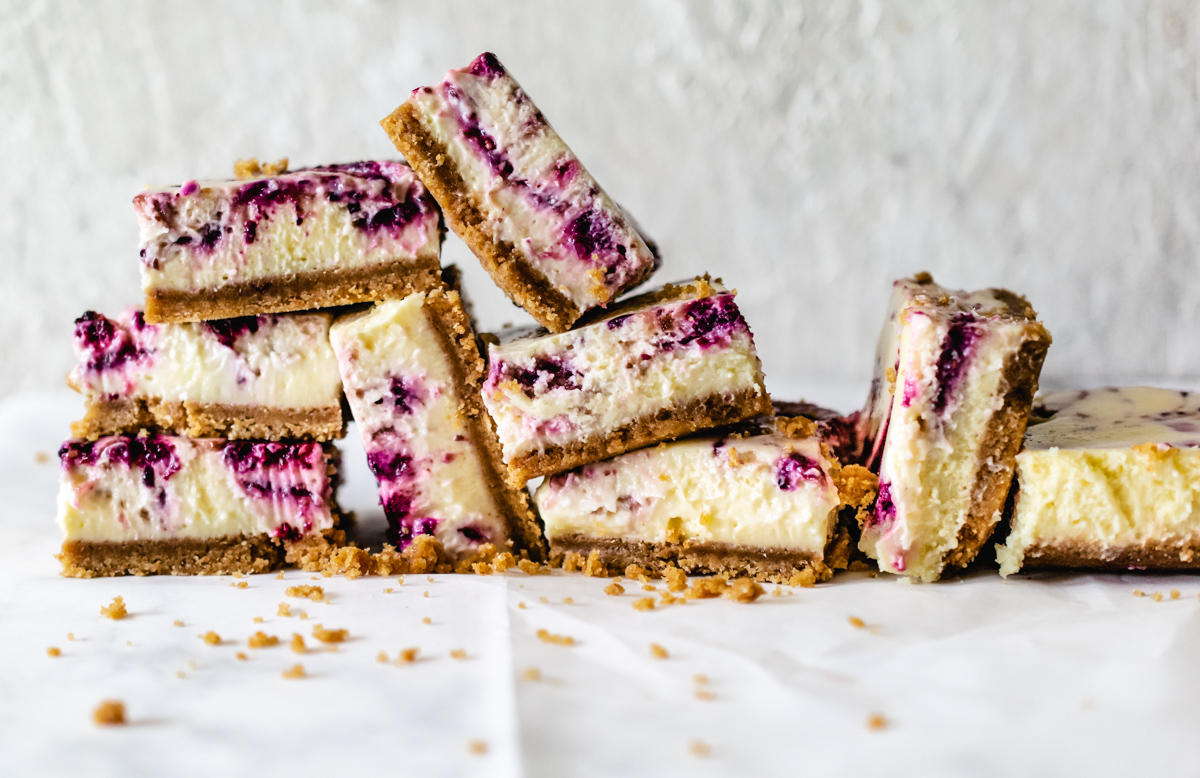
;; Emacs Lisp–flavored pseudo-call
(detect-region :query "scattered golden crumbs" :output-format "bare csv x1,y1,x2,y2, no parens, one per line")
722,578,764,603
536,629,575,646
642,584,656,592
468,740,488,756
248,631,279,649
92,700,126,726
633,597,656,611
67,632,76,640
281,664,306,680
518,559,547,575
312,624,348,643
253,616,264,624
172,620,183,628
290,634,306,654
376,651,388,663
1133,589,1145,597
299,613,309,620
450,649,468,661
563,597,574,605
100,596,127,620
689,740,711,758
34,450,50,464
427,576,434,583
867,713,888,731
518,602,527,609
231,581,248,589
200,631,221,646
849,616,866,629
383,588,394,594
398,647,419,663
422,617,432,625
539,597,549,604
650,643,669,660
605,582,625,596
695,689,717,701
285,585,326,602
277,603,292,617
522,667,541,681
275,571,285,580
1171,589,1181,600
236,652,248,661
47,647,61,657
1152,592,1164,602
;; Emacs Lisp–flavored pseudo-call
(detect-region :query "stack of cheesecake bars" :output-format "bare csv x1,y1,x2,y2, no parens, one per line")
56,52,1200,584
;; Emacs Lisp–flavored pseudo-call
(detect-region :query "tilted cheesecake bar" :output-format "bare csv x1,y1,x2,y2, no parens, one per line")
68,307,344,441
858,273,1051,582
481,277,772,483
136,161,443,323
535,422,873,583
329,279,545,561
57,435,342,577
382,52,659,332
999,387,1200,575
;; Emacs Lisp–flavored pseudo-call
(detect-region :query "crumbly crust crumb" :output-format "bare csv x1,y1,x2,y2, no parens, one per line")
233,157,289,179
650,643,669,659
450,649,468,661
248,631,279,648
201,631,221,646
47,647,61,657
281,664,306,679
100,596,127,620
867,713,888,731
633,597,656,611
285,585,327,602
535,629,575,646
93,700,126,725
290,634,306,654
312,624,348,643
604,582,624,596
399,648,419,663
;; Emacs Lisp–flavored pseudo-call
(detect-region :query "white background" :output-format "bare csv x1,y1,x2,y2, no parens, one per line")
4,0,1200,403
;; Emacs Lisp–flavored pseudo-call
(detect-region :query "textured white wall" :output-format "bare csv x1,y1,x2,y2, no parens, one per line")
3,1,1199,405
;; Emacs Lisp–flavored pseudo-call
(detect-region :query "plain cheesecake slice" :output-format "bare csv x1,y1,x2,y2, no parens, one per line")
382,52,659,333
858,273,1051,582
57,435,342,577
136,161,443,323
68,307,344,441
480,276,772,483
999,387,1200,575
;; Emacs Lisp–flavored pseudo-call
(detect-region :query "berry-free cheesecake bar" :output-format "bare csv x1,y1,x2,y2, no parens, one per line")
68,308,344,441
329,278,545,560
382,53,659,332
57,435,342,577
481,277,772,483
858,273,1051,582
136,161,443,323
535,420,875,583
998,387,1200,575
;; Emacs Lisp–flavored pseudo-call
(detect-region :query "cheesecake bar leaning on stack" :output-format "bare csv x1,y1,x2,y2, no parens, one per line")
136,161,443,323
858,273,1051,582
330,274,545,561
382,52,659,332
57,436,342,577
999,387,1200,575
481,277,772,483
68,307,344,441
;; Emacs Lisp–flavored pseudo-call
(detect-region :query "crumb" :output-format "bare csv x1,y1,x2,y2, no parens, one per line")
422,617,432,625
563,597,574,605
633,597,656,611
275,571,285,580
539,597,549,604
1133,589,1144,597
200,631,221,646
232,581,248,589
468,740,488,756
125,640,132,647
100,596,127,620
253,616,263,623
399,648,419,663
665,567,687,592
188,659,198,670
232,571,243,579
625,564,652,582
722,578,764,603
299,613,309,620
772,587,783,597
695,689,717,701
472,562,494,575
285,585,326,602
92,700,126,725
450,649,468,661
1152,592,1164,602
660,591,684,606
583,550,606,577
277,603,292,617
642,584,656,592
67,632,75,640
685,579,726,600
522,667,542,681
172,620,183,628
376,651,388,663
248,631,279,649
786,569,818,588
290,634,306,654
561,552,584,573
47,647,61,657
650,643,669,660
383,588,394,594
518,602,527,609
176,671,186,679
694,674,709,685
427,576,434,583
867,713,888,731
236,652,248,661
613,576,622,583
605,582,625,596
312,624,348,643
493,552,516,573
1171,589,1181,600
281,664,306,679
234,157,288,178
849,616,866,629
689,739,711,758
536,629,575,646
34,451,49,464
518,559,547,575
424,591,429,598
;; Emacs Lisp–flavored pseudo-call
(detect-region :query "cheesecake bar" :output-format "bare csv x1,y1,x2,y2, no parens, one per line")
998,387,1200,575
382,52,659,332
57,435,342,577
481,277,772,483
535,423,873,583
68,307,344,441
329,279,545,560
858,273,1051,582
136,161,443,323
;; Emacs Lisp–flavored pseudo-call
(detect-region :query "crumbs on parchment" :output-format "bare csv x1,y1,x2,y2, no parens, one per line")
100,596,127,620
281,664,306,680
536,629,575,646
312,624,347,643
92,700,125,726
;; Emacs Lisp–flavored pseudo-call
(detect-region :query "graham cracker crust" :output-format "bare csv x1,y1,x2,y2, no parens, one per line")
942,324,1051,571
1016,537,1200,572
423,275,548,560
71,397,346,442
507,385,773,483
383,104,584,333
549,534,844,584
144,256,442,324
58,535,285,577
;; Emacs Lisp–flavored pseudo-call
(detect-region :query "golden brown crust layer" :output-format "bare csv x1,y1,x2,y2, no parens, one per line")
422,284,548,561
943,323,1052,571
1015,538,1200,572
382,104,584,333
549,534,842,584
70,397,346,442
144,257,441,324
58,535,284,577
507,386,773,483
